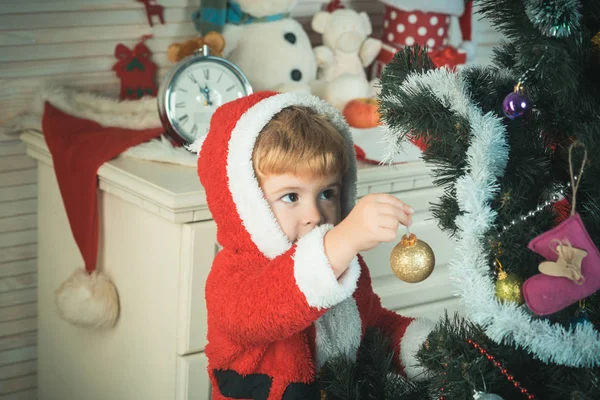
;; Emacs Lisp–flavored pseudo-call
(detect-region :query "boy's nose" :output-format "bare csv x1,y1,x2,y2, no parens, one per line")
304,203,324,226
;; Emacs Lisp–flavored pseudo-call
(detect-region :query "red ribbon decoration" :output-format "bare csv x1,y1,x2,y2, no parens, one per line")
112,35,153,77
428,46,467,69
112,35,157,100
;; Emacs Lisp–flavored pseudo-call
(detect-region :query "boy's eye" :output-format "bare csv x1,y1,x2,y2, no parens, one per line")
281,193,299,203
320,189,337,200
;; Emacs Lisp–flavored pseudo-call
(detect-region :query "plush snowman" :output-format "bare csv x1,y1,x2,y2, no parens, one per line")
194,0,317,93
372,0,474,78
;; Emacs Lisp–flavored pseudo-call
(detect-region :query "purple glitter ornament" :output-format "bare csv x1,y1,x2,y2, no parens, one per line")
503,92,531,119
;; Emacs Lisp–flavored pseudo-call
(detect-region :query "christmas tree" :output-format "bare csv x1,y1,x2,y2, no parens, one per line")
373,0,600,398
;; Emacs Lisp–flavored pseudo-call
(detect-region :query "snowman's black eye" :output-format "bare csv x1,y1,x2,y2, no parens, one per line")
284,33,297,44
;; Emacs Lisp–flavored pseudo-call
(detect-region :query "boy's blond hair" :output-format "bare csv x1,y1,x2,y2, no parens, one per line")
252,106,349,183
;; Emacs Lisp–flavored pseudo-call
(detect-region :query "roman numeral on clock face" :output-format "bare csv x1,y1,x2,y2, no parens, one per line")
191,124,198,135
178,114,189,124
175,102,185,108
188,74,197,83
226,85,235,92
203,69,209,80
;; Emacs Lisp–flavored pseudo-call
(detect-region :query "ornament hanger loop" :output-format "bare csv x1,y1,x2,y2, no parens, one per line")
514,81,524,94
568,141,588,216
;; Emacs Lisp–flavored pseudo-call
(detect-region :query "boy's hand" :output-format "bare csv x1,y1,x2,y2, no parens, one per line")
324,194,414,278
343,194,414,252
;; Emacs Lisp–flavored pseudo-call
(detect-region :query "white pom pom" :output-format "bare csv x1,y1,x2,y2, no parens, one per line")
460,40,477,62
55,268,119,329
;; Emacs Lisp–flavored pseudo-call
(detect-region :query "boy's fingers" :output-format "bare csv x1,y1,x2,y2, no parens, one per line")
377,215,400,231
378,227,399,242
400,214,413,227
376,204,413,227
373,200,406,219
379,210,413,227
374,194,415,214
376,203,403,218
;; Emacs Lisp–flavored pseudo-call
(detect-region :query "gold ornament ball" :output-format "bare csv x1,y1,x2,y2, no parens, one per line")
495,271,524,305
390,233,435,283
592,31,600,64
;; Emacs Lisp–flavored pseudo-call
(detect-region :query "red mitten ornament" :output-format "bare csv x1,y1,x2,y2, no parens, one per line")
113,35,158,100
523,144,600,316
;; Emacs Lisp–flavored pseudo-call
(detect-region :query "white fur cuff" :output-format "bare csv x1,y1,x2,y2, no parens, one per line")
399,318,435,381
293,224,361,310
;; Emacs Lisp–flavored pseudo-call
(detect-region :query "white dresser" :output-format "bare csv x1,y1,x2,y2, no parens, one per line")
20,131,460,400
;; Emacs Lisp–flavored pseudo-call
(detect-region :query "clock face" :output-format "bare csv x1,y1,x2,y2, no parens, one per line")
166,59,250,143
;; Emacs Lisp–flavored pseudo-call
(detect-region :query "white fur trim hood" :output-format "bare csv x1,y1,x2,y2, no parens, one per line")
223,91,358,259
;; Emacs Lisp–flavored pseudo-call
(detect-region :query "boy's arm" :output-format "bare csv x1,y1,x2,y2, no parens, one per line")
356,256,434,380
206,224,361,346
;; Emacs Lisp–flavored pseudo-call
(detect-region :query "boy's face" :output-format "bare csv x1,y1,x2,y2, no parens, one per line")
261,172,342,243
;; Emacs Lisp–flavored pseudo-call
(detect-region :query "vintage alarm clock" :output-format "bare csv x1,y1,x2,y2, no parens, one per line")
158,43,253,146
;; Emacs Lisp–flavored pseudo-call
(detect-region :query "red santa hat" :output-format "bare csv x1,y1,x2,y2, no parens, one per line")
458,0,475,58
41,91,163,329
459,1,473,42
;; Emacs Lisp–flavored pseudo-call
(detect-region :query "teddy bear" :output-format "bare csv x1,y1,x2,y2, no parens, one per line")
310,4,382,111
193,0,317,93
166,31,226,63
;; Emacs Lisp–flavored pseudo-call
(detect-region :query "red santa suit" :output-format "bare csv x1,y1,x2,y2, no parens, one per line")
196,91,433,400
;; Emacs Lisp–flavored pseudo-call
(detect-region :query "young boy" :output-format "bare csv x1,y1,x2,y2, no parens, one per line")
196,91,433,400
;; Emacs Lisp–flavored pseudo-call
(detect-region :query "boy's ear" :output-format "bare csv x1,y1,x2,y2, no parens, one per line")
312,11,331,34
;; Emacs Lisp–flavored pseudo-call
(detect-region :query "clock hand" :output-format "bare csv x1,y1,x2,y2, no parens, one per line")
200,84,213,106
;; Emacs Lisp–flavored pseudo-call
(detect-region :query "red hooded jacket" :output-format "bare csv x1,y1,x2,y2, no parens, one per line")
197,91,432,400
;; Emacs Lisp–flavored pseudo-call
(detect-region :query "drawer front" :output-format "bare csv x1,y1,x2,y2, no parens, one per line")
177,220,218,355
395,296,464,321
176,352,211,400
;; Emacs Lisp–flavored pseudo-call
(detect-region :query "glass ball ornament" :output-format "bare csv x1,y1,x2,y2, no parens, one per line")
474,392,504,400
390,233,435,283
495,270,524,304
503,92,531,119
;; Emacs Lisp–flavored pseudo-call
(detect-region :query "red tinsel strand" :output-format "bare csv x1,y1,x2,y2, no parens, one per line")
466,339,535,399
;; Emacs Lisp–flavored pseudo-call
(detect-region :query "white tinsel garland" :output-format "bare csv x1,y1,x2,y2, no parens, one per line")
382,67,600,367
